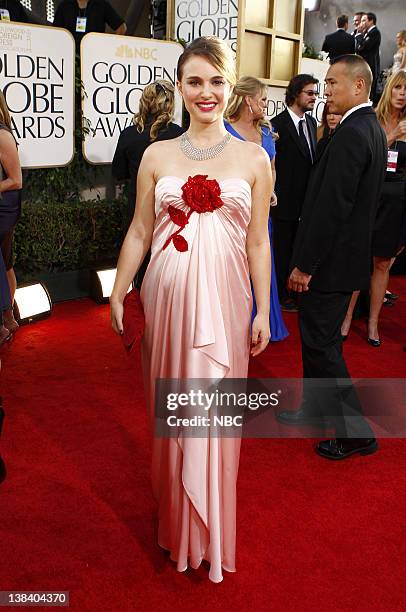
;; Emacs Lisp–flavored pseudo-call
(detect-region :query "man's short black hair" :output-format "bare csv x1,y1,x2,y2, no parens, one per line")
337,15,348,29
331,54,372,91
285,74,319,106
365,12,377,24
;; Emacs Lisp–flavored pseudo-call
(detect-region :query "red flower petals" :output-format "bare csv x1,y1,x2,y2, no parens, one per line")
163,175,224,252
172,234,188,252
181,174,223,213
168,205,188,227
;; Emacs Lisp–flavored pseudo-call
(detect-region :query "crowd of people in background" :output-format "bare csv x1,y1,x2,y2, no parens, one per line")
322,11,406,105
0,0,127,50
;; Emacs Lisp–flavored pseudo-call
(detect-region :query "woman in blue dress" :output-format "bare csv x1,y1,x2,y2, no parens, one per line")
225,76,288,341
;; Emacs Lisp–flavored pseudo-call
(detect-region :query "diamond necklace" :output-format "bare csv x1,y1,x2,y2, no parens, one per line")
180,131,232,161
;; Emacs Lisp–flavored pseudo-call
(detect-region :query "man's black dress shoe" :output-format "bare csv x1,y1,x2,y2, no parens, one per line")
276,408,330,428
316,438,378,460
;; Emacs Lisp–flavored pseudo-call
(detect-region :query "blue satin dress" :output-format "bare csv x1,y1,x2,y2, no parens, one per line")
224,121,288,341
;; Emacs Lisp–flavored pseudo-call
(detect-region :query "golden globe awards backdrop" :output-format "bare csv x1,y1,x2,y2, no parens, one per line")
173,0,238,51
81,34,184,164
0,22,75,168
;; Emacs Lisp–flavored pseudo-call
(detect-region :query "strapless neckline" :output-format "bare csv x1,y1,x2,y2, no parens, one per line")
156,175,252,192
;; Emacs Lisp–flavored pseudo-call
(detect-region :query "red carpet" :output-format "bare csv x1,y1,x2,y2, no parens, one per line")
1,278,406,611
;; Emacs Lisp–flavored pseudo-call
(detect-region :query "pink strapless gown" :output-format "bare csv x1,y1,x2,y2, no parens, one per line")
140,176,252,583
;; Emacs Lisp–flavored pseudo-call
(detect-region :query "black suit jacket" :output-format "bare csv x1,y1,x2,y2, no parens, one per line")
356,27,381,78
271,109,317,221
322,29,355,61
112,122,184,216
290,106,387,292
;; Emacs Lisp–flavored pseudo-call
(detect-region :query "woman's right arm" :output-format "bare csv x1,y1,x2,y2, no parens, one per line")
110,146,157,333
0,131,22,193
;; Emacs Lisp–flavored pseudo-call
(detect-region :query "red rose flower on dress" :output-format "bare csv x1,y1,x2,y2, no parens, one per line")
182,174,223,213
163,175,224,252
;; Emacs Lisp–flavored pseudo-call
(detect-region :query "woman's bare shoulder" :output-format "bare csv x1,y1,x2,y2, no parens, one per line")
229,139,270,172
141,137,180,163
230,137,267,157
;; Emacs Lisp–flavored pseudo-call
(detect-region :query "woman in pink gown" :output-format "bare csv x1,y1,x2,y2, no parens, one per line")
111,36,272,583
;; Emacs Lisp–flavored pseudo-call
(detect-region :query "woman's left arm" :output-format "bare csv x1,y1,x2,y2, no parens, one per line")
270,157,277,206
0,131,22,193
247,146,273,356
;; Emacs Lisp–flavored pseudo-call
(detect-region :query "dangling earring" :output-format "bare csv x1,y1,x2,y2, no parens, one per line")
248,104,253,114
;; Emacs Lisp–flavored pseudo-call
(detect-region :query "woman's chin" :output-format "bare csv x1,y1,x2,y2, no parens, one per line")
191,112,222,124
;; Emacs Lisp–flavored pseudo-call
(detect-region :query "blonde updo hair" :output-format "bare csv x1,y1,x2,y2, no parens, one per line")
397,30,406,44
177,36,236,85
0,90,12,130
225,75,275,137
133,80,176,141
375,70,406,126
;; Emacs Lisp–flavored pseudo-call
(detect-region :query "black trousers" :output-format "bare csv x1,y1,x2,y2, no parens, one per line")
299,288,374,438
272,217,299,303
0,190,21,313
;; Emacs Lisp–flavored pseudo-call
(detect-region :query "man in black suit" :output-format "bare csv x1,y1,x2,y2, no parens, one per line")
351,12,365,53
271,75,318,312
278,55,387,460
322,15,355,63
356,12,381,104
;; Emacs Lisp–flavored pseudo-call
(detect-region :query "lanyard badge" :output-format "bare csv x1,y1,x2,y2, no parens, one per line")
0,9,11,21
76,16,87,33
387,150,398,173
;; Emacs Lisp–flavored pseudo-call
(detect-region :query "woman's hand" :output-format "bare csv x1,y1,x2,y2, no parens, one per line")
388,120,406,144
110,297,124,335
270,191,278,207
251,313,270,356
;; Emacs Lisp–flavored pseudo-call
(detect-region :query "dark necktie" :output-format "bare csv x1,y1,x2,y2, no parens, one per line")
298,119,313,162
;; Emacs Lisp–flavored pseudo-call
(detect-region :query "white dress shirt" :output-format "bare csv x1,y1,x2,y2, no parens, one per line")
287,106,313,158
340,102,372,124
